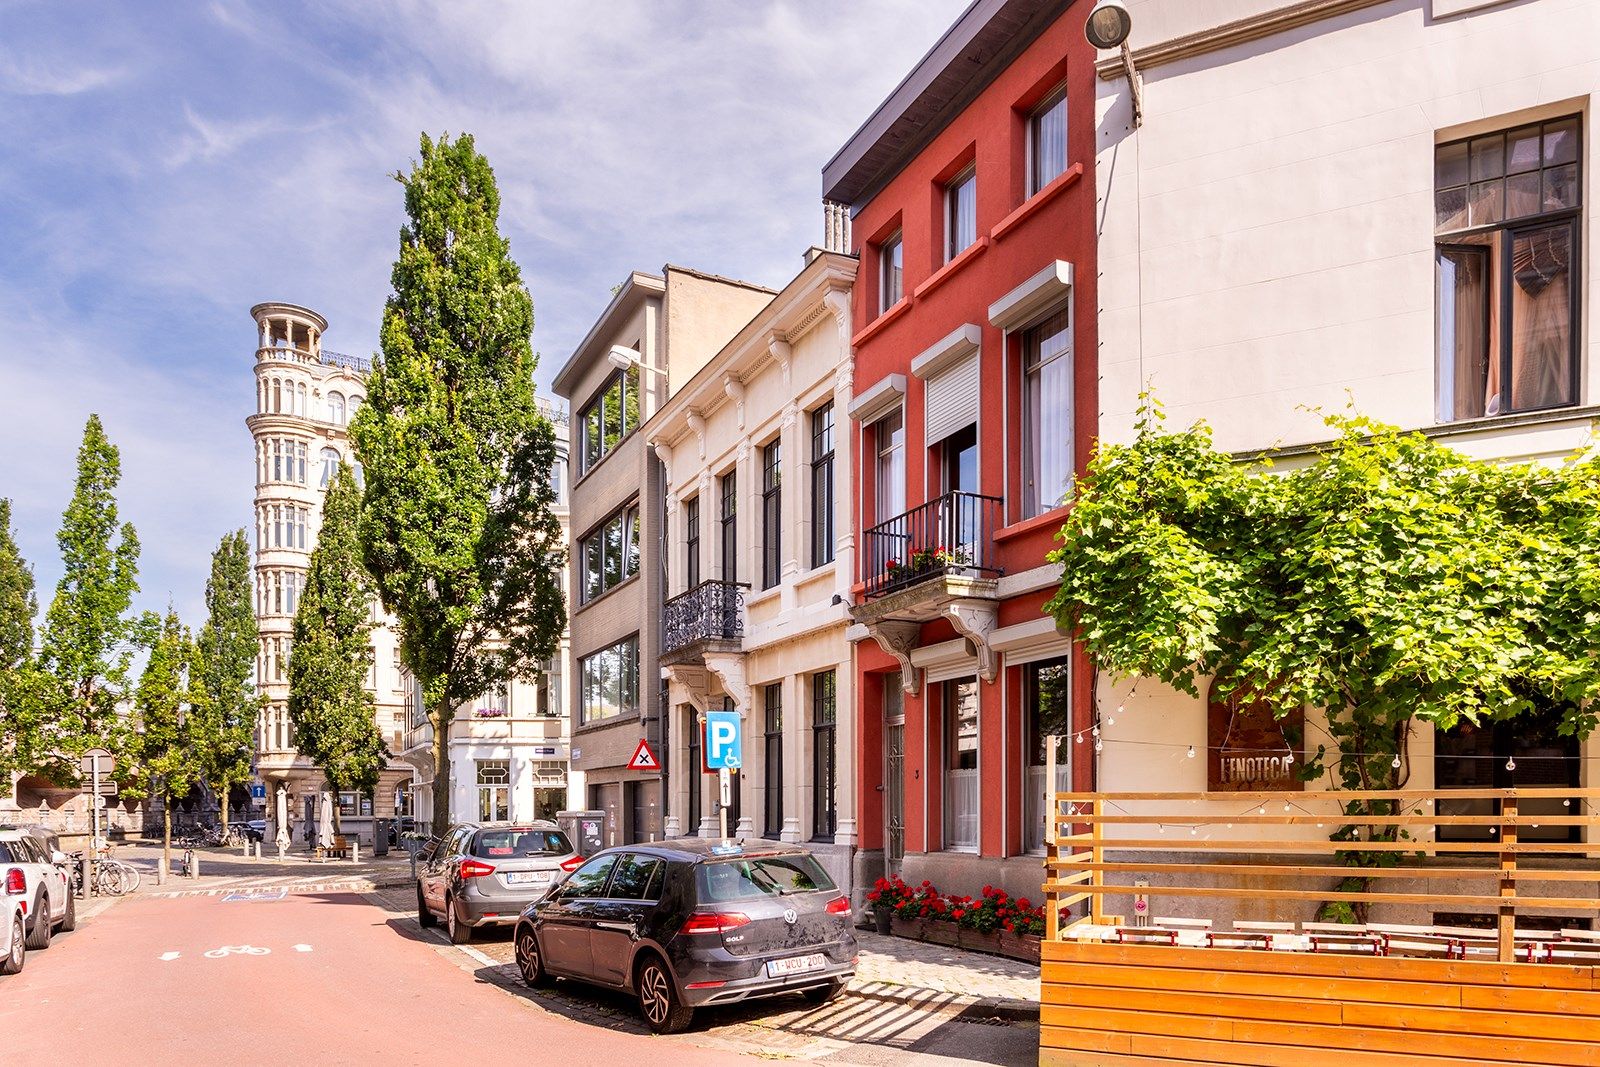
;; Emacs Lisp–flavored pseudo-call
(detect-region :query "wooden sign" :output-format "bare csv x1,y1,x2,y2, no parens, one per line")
1207,680,1302,791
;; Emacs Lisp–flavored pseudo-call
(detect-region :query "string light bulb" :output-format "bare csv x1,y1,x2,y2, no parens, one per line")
1076,732,1084,744
1391,754,1401,770
1189,826,1198,836
1186,745,1196,759
1563,799,1571,808
1283,802,1291,813
1506,757,1516,771
1094,739,1104,753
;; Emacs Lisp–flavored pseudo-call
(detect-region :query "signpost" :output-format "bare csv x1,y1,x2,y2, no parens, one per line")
703,710,742,841
80,748,115,897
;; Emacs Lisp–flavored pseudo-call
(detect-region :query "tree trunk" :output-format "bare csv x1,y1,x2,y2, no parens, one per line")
431,702,451,838
162,799,171,877
331,790,342,837
217,781,229,841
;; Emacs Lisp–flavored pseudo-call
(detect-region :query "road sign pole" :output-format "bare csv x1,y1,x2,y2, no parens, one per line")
718,769,730,840
90,756,100,897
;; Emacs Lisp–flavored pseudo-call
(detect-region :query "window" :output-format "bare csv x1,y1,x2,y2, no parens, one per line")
320,448,342,489
1030,85,1068,194
579,635,638,725
272,378,282,413
558,853,617,899
684,496,701,589
811,670,837,841
295,441,307,484
761,441,781,590
578,505,639,604
810,403,835,567
686,706,702,834
697,855,834,902
1435,701,1578,843
550,457,565,505
879,231,903,313
873,409,906,522
763,683,783,839
328,391,346,425
337,791,372,817
1024,658,1072,853
476,760,511,821
1022,305,1074,517
272,506,284,548
478,682,509,718
719,471,737,583
944,678,979,851
578,366,641,474
296,381,307,416
472,828,571,858
947,165,977,259
607,854,664,900
1435,117,1580,421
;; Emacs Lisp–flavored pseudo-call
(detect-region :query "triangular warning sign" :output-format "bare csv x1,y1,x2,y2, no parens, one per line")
629,739,661,771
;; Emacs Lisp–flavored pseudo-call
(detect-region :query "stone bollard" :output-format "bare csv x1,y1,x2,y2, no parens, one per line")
189,854,200,879
351,840,360,864
277,843,286,863
241,840,249,857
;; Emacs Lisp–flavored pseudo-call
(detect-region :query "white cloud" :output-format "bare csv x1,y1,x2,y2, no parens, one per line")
0,54,123,96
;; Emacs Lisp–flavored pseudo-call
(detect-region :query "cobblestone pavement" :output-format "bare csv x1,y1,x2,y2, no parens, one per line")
366,886,1038,1065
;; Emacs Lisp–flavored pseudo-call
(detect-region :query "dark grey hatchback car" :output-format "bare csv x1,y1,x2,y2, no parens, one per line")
513,839,857,1032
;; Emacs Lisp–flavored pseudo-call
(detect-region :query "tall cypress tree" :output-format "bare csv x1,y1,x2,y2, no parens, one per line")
351,132,565,835
191,530,262,839
0,499,39,789
288,466,386,833
124,608,192,875
35,415,141,774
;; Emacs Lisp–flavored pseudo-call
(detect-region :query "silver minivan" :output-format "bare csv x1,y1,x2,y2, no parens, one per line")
416,822,581,943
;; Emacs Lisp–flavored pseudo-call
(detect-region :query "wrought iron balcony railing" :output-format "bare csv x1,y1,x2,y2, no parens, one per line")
661,579,746,658
861,490,1003,599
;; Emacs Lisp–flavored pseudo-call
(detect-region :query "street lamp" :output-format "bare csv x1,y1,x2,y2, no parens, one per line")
606,345,667,377
1084,0,1143,127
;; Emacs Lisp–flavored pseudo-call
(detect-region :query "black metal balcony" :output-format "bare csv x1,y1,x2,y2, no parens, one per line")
661,579,746,663
861,491,1003,600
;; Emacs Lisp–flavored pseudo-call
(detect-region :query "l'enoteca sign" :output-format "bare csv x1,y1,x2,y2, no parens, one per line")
1207,681,1303,791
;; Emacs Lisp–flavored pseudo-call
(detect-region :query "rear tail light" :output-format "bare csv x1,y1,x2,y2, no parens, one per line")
558,855,585,873
4,869,24,895
825,896,851,916
459,859,496,879
680,911,751,935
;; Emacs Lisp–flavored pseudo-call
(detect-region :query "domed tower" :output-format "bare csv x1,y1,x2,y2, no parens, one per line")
246,303,400,846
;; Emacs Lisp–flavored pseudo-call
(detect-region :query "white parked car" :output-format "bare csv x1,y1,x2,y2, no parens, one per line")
0,828,76,974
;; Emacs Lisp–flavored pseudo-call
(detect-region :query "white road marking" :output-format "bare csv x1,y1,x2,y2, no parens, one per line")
159,951,180,961
293,943,312,952
203,945,271,958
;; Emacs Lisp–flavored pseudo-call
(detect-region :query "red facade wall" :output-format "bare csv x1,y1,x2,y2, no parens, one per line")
848,6,1097,884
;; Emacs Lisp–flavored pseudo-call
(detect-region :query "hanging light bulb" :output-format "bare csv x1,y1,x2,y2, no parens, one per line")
1506,756,1516,771
1092,724,1101,738
1186,745,1196,759
1117,703,1125,715
1283,802,1291,813
1391,754,1401,770
1076,732,1084,745
1094,739,1104,753
1563,799,1571,808
1189,826,1198,836
1283,751,1294,765
1258,806,1266,815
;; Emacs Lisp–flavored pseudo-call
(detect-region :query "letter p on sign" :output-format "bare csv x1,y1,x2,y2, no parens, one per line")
704,710,742,771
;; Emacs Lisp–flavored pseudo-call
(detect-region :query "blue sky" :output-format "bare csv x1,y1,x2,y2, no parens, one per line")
0,0,968,629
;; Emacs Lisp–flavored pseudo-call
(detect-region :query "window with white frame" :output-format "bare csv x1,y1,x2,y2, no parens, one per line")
1021,305,1074,518
873,408,906,522
477,760,511,822
1029,84,1067,195
320,448,342,488
327,391,346,425
879,231,903,313
946,165,977,259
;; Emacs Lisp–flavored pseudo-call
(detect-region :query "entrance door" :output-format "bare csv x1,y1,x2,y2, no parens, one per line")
884,672,905,875
940,425,979,566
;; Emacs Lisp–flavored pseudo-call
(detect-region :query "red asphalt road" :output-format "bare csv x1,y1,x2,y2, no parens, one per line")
0,891,751,1066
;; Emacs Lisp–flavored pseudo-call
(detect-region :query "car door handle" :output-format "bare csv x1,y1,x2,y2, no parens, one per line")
595,921,633,931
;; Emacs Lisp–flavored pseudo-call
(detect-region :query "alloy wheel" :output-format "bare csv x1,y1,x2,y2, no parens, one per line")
516,929,542,984
639,962,670,1025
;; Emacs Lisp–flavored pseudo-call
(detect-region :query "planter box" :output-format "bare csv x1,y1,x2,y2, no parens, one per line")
958,927,1002,954
923,921,961,947
999,930,1042,963
890,916,924,940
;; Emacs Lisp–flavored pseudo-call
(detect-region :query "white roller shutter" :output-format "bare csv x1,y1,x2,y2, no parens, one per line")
923,351,979,446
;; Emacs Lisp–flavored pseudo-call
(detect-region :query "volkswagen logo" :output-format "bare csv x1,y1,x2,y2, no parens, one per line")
782,908,798,925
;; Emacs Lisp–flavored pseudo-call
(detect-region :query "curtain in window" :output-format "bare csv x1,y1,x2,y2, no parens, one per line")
1509,224,1573,411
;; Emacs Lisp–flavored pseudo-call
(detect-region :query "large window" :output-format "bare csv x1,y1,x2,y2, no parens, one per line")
579,635,638,725
1436,117,1580,422
686,706,702,834
719,471,737,583
1024,658,1072,853
1030,84,1068,194
327,391,346,426
1022,306,1074,518
477,760,510,822
1435,702,1578,843
319,448,342,489
579,366,641,474
947,165,977,260
763,683,783,839
810,403,835,567
879,231,903,313
761,440,781,590
578,505,639,604
811,670,837,842
873,409,905,522
944,678,979,852
683,496,701,589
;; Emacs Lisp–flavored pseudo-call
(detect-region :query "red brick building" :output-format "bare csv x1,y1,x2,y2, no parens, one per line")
825,0,1097,898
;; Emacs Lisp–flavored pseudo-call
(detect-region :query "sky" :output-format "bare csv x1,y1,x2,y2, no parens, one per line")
0,0,970,630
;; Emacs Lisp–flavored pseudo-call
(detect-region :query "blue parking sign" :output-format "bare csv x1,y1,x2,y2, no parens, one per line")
703,710,742,771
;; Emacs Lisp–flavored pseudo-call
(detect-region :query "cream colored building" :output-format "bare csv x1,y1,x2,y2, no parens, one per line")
247,302,410,847
1088,0,1599,915
647,250,861,894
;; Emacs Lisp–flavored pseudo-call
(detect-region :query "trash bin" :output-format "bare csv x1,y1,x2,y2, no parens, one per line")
556,810,608,857
373,818,390,856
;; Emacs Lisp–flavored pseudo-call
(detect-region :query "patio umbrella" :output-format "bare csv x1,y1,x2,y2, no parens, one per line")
318,792,335,849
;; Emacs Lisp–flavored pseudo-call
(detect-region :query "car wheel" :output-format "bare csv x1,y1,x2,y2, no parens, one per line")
0,914,23,975
59,890,76,933
801,978,847,1006
445,896,472,944
416,885,435,929
636,954,693,1034
24,895,50,950
514,925,549,987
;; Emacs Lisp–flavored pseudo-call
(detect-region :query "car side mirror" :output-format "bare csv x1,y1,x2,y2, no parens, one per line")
51,850,68,866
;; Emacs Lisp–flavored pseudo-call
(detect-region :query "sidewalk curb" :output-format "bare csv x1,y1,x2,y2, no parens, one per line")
141,875,413,900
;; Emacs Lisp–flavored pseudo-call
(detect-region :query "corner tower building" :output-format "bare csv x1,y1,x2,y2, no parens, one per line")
246,302,411,847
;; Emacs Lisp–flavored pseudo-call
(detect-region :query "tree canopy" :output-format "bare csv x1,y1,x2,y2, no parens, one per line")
351,132,566,834
0,499,39,786
289,466,387,821
190,530,262,834
1047,406,1600,788
123,607,193,868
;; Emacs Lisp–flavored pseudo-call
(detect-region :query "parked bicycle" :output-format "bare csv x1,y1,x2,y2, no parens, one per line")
66,849,142,896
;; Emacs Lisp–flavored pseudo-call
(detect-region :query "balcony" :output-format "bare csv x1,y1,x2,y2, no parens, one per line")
660,580,745,665
860,491,1003,603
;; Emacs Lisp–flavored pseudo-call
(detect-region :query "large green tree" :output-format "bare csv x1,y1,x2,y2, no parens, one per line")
351,132,566,835
190,530,262,839
34,415,142,775
0,499,39,789
122,608,193,875
288,467,387,833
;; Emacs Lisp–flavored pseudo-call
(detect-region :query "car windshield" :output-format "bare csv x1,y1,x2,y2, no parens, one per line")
472,829,572,859
696,855,835,902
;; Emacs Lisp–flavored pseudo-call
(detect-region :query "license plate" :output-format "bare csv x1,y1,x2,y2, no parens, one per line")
766,953,826,978
504,871,552,885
